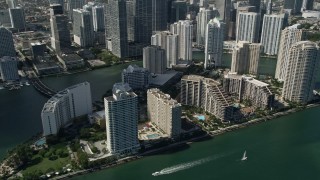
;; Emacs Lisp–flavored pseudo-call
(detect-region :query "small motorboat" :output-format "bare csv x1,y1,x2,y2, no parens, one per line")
152,171,161,176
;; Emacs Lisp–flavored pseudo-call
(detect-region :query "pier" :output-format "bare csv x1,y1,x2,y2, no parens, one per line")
29,78,57,98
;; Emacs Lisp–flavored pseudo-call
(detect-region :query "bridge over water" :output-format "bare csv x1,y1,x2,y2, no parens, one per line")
29,78,57,98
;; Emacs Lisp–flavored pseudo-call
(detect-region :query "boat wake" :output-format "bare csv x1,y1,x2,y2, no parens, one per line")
152,154,226,176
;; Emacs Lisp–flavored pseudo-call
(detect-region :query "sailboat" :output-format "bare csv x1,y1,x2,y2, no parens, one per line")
241,151,247,161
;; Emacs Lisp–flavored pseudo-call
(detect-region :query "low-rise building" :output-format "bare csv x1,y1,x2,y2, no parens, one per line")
0,56,19,81
57,53,85,70
223,73,274,109
147,88,181,139
41,82,92,136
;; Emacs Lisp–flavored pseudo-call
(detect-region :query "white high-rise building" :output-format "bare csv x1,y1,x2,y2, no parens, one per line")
170,20,193,61
0,56,19,81
260,14,286,55
105,83,140,155
275,24,306,81
204,18,225,69
41,82,92,136
282,41,320,104
147,88,181,138
151,31,179,68
73,9,94,47
122,65,150,90
236,12,260,43
196,7,219,46
143,45,166,74
0,27,15,58
231,41,261,75
9,7,26,31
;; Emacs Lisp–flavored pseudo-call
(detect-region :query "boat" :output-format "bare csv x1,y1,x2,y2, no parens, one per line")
152,172,161,176
25,82,30,86
241,151,247,161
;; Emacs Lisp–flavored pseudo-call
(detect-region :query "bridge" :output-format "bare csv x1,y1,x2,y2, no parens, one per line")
29,78,57,98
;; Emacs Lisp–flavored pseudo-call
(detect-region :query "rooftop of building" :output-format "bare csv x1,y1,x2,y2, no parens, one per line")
59,53,83,62
148,88,181,107
150,70,181,87
123,65,149,73
105,83,137,102
181,75,204,82
0,56,17,62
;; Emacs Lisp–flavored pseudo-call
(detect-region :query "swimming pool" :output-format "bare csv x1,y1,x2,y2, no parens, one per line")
195,115,205,121
147,134,160,139
35,137,46,146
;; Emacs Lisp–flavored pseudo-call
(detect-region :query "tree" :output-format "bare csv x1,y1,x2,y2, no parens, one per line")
77,149,89,168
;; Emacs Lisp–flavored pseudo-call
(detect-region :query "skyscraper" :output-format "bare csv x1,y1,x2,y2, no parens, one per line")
196,7,219,46
7,0,17,9
282,41,320,104
143,46,166,74
105,0,128,58
170,20,193,61
231,41,261,75
92,5,105,32
73,9,94,47
236,12,260,43
248,0,261,12
105,83,140,155
204,18,225,68
49,0,64,10
0,56,19,81
0,27,15,58
275,24,306,81
9,7,26,31
147,88,181,138
66,0,85,20
134,0,168,44
284,0,303,14
260,14,286,55
151,31,178,68
50,4,71,52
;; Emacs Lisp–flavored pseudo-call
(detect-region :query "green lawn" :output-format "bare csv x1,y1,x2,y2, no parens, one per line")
23,156,70,174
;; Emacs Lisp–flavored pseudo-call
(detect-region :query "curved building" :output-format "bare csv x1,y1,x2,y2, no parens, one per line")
41,82,92,136
282,41,320,104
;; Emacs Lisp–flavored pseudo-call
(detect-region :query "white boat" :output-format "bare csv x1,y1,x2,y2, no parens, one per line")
152,172,161,176
25,82,30,86
241,151,247,161
0,86,4,90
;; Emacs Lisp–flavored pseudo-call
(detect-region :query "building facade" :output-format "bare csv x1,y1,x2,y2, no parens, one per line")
223,74,275,109
282,41,320,104
196,7,219,46
9,7,25,31
143,45,166,74
73,9,94,48
122,65,150,90
0,27,15,58
0,56,19,81
66,0,85,20
147,88,181,138
275,24,306,81
260,14,286,55
41,82,92,136
236,12,260,43
231,41,261,75
105,83,140,155
170,20,193,61
151,31,178,68
181,75,238,121
204,18,225,68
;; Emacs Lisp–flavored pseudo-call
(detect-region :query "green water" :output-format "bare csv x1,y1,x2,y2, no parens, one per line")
73,107,320,180
0,55,319,180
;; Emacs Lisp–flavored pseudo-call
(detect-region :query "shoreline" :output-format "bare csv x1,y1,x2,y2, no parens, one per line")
51,102,320,179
